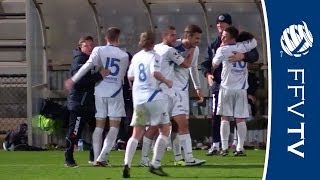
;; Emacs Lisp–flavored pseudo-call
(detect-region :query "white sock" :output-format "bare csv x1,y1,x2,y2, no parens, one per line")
92,127,103,163
213,142,220,149
171,132,182,161
220,121,230,151
151,138,157,150
141,136,152,160
151,134,168,168
167,131,172,149
97,127,119,161
210,142,220,150
179,134,193,162
124,137,138,168
233,127,238,146
236,122,247,151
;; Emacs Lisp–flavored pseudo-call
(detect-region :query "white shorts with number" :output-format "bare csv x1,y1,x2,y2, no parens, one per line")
130,99,169,126
95,95,126,119
217,87,249,118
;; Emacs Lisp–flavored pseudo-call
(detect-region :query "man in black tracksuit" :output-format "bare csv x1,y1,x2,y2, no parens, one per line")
201,13,259,155
64,36,108,167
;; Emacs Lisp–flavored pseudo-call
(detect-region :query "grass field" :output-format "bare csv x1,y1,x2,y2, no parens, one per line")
0,149,265,179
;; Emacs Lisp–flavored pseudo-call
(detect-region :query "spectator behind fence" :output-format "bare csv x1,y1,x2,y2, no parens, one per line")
3,123,45,151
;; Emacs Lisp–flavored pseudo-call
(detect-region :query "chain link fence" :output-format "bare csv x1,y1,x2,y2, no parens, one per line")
0,74,27,134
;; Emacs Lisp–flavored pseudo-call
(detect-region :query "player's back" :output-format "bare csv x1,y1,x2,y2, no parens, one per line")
129,50,164,105
94,45,129,97
217,43,250,90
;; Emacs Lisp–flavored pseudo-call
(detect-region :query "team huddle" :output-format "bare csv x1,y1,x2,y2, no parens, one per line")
64,13,258,178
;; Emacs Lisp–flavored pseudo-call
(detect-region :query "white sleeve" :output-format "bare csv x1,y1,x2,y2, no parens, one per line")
167,47,184,65
189,47,201,90
89,47,103,66
237,38,257,52
150,53,161,73
121,54,129,82
212,47,225,66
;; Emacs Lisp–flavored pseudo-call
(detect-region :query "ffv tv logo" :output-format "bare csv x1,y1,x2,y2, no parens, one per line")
280,21,313,57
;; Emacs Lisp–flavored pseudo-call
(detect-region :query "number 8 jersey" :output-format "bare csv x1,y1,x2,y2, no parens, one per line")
127,49,165,106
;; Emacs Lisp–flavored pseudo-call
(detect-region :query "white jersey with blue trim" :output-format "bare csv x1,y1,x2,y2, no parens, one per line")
173,39,200,91
154,43,184,96
212,39,257,90
128,49,165,106
86,45,129,97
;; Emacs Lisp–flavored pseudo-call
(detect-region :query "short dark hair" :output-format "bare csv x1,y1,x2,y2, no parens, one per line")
183,24,202,37
224,26,239,40
106,27,121,42
162,25,176,36
237,31,254,42
139,31,156,49
78,36,93,46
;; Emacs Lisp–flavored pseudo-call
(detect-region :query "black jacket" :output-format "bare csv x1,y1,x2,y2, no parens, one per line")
67,49,103,111
201,35,259,92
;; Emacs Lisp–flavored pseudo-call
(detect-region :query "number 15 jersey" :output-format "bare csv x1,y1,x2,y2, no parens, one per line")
89,45,129,97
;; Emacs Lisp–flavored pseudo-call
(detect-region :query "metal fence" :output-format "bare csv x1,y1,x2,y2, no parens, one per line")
0,74,27,134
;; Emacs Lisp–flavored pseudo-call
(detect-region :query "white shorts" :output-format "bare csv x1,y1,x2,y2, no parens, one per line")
175,90,189,116
95,95,126,119
217,87,249,118
167,93,185,117
130,100,170,126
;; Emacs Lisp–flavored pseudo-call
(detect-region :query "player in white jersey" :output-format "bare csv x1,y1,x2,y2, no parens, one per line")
172,25,206,165
139,26,205,167
65,27,129,166
122,31,172,178
211,26,257,156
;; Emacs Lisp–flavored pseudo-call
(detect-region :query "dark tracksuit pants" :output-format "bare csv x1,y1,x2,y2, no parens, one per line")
65,109,94,162
212,90,221,144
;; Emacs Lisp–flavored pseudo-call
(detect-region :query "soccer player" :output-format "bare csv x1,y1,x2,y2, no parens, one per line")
211,26,257,156
122,31,172,178
201,13,259,156
65,27,129,166
139,25,205,167
171,24,206,166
